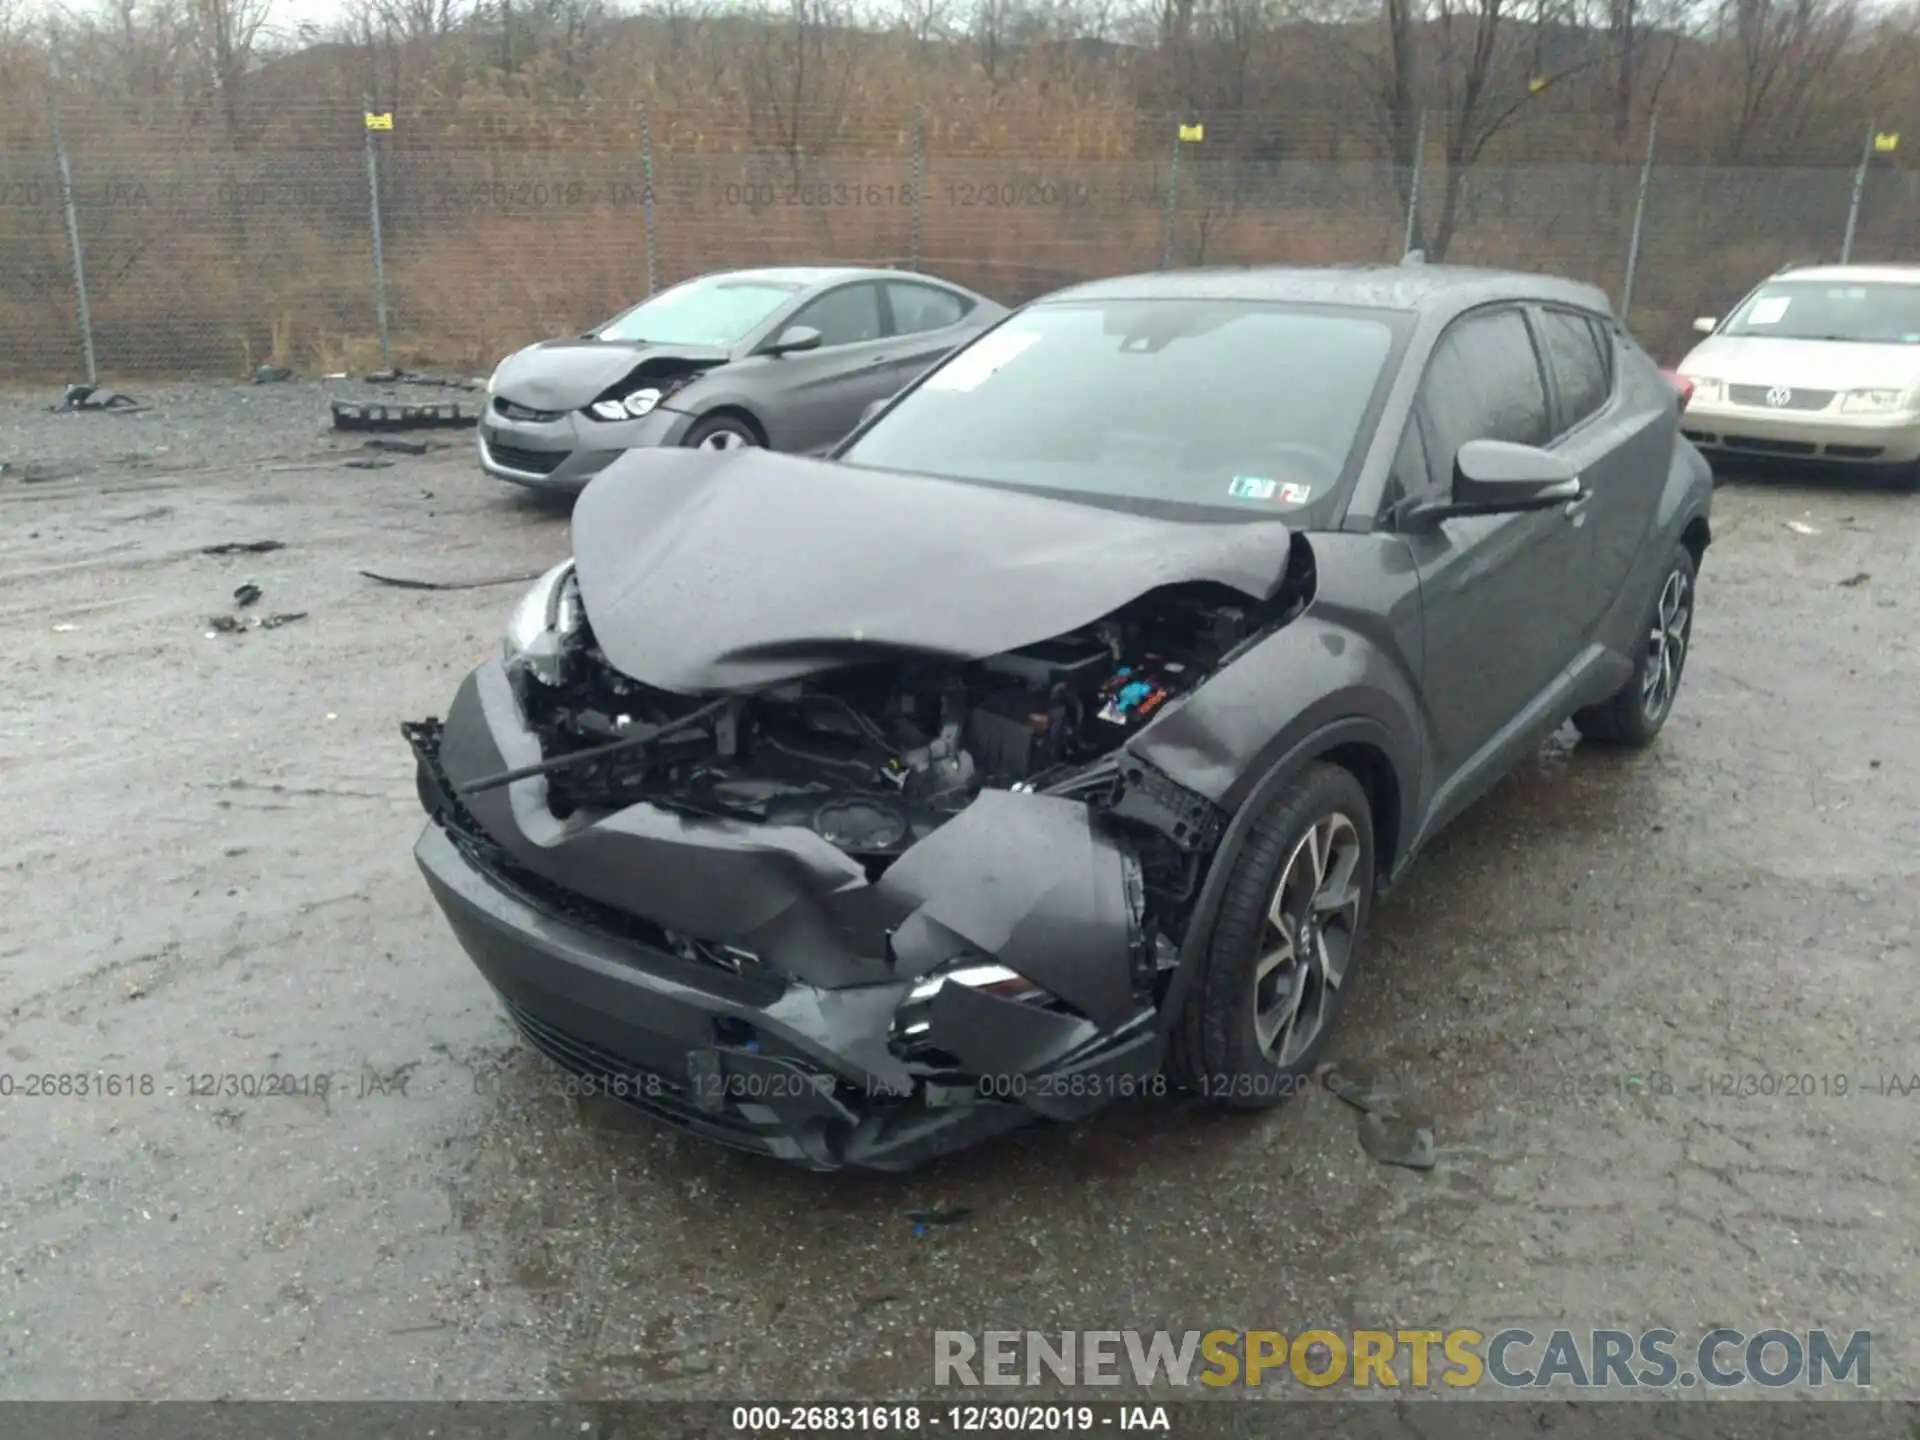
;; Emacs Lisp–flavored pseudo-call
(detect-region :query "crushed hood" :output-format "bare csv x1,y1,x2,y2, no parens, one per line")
570,447,1293,693
491,338,731,412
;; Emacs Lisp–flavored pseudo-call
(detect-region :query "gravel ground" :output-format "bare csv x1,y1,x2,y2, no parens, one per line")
1,381,1916,1407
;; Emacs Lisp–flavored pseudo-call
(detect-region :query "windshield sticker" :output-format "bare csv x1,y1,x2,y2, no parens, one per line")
1229,475,1277,499
1278,481,1313,503
1747,297,1791,325
923,329,1042,392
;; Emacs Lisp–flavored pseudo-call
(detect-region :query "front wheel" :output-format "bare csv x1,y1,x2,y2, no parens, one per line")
1573,542,1696,747
682,414,761,451
1166,762,1376,1109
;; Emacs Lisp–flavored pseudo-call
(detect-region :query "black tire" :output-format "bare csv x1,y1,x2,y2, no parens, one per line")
682,413,761,451
1166,761,1375,1110
1573,542,1696,747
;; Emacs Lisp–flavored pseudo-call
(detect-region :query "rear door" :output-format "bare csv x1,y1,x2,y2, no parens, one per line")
764,281,897,453
879,280,983,395
1529,305,1653,628
1387,305,1598,784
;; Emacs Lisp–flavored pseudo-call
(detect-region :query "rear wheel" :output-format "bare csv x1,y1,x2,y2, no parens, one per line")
683,414,761,451
1166,762,1375,1108
1573,542,1695,747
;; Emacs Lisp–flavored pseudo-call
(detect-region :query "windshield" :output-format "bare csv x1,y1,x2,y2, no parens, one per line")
1719,280,1920,343
837,299,1399,510
596,276,799,346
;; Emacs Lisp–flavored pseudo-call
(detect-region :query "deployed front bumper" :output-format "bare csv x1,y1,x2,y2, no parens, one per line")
406,662,1163,1171
1681,402,1920,466
478,400,698,492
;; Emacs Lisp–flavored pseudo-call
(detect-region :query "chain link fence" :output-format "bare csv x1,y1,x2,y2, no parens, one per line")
4,101,1916,383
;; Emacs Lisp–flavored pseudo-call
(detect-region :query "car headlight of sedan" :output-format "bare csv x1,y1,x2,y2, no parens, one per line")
1684,376,1725,405
587,388,663,422
1838,388,1909,414
503,560,581,686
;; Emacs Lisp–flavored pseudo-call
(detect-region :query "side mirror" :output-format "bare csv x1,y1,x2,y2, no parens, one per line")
1692,316,1718,334
1406,440,1581,528
762,324,822,357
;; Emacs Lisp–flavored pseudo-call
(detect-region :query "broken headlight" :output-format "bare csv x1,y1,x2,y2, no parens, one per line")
587,388,663,421
891,961,1057,1047
503,560,581,686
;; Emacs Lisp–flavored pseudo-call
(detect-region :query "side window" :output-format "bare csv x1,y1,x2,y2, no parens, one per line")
1420,307,1552,488
788,284,884,348
1536,308,1611,434
885,282,969,336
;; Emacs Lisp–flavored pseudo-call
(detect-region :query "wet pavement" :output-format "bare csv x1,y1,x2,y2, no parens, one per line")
1,387,1915,1401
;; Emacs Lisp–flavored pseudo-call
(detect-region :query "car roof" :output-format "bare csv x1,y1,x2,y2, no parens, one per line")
712,266,959,289
1036,263,1614,319
1771,263,1920,285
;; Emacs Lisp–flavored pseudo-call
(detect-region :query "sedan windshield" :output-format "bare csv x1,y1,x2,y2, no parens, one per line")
837,299,1398,510
596,276,799,346
1720,281,1920,343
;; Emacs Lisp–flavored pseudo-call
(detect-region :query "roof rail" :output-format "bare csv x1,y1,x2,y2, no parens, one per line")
1401,248,1426,266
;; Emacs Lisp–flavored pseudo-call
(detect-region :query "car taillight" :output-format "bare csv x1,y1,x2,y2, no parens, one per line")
1661,370,1694,410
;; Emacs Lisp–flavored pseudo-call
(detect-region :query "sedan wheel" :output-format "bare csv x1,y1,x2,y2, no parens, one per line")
682,415,762,451
1166,761,1376,1107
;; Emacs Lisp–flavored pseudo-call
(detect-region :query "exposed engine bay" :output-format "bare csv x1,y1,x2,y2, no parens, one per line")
514,560,1314,889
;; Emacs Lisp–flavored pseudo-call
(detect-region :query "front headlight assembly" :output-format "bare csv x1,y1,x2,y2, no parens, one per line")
1838,388,1910,414
503,560,581,686
1685,376,1726,405
891,960,1058,1045
587,388,663,422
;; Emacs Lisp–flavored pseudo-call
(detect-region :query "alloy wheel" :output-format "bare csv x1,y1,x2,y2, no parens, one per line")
1642,567,1691,722
697,429,755,451
1252,811,1364,1065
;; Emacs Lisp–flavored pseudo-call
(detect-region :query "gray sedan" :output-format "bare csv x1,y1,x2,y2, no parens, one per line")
478,266,1007,492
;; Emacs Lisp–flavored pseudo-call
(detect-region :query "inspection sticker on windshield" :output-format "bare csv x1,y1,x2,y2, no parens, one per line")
1229,476,1311,502
924,329,1042,392
1748,297,1791,325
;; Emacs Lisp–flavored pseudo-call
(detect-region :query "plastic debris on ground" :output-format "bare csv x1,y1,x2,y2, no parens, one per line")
252,365,293,384
906,1206,974,1237
358,568,546,591
1838,572,1870,587
205,611,307,637
233,583,262,608
1317,1061,1437,1172
330,399,477,432
51,383,145,414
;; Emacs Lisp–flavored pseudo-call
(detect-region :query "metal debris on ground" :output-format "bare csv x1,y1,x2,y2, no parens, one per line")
1786,519,1821,535
358,568,546,591
906,1206,974,1237
233,583,262,608
1357,1112,1437,1171
344,458,393,470
330,400,477,432
52,384,145,414
252,366,294,384
201,540,285,556
365,370,483,391
205,611,308,637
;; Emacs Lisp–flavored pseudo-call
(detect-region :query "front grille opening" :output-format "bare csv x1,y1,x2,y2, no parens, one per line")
492,397,567,423
486,437,566,474
1725,437,1818,456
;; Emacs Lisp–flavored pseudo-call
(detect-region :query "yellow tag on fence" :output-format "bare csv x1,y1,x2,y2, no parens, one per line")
1178,123,1204,142
1874,132,1899,152
1528,76,1548,93
364,112,394,131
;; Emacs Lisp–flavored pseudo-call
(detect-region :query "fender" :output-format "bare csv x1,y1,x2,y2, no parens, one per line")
1149,714,1413,1042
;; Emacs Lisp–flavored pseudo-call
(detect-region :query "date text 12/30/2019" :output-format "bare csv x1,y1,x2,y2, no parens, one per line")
730,1405,1172,1432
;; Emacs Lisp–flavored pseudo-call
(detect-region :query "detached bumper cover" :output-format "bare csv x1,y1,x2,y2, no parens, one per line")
407,661,1162,1170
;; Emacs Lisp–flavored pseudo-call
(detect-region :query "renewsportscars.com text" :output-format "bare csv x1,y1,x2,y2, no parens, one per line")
933,1328,1872,1390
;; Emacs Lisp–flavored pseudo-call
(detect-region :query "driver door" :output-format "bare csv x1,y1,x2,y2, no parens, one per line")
1389,305,1597,791
761,281,897,453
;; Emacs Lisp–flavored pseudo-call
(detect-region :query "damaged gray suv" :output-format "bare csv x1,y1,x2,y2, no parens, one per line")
405,262,1713,1171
